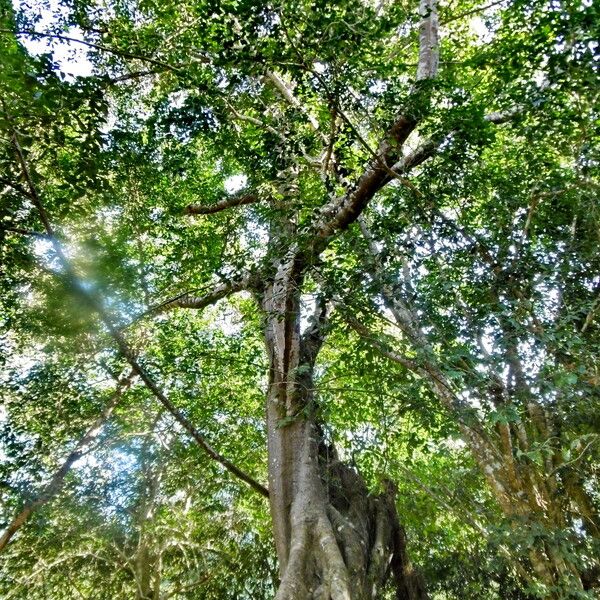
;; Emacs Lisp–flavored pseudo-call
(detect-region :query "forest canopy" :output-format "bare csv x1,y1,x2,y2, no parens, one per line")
0,0,598,598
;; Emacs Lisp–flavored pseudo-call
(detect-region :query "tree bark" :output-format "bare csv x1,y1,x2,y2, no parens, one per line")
260,258,426,600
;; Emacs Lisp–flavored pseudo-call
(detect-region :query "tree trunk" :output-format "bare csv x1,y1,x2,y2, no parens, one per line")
261,260,426,600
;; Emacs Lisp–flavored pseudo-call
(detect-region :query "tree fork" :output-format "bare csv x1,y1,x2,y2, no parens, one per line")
260,267,425,599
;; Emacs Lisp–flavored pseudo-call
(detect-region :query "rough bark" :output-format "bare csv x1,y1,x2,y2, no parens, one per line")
260,257,426,600
8,2,434,594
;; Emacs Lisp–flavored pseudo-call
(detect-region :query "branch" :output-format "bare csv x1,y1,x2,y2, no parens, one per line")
549,435,598,476
310,115,415,246
416,0,440,81
266,70,324,138
224,101,325,170
306,0,440,248
8,125,269,499
149,274,254,314
105,69,162,84
484,107,521,124
388,105,522,175
225,101,283,136
344,314,418,372
581,292,600,334
355,220,512,477
0,176,33,198
0,225,51,239
441,0,508,25
0,370,136,553
185,193,259,215
1,29,183,74
390,104,522,176
311,269,420,373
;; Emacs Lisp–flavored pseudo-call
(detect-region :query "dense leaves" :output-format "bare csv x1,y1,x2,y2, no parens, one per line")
0,0,598,597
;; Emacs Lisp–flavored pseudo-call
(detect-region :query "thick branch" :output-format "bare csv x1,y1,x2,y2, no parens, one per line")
311,113,417,246
266,71,324,138
307,0,440,249
484,107,521,124
185,193,259,215
149,275,254,314
416,0,440,81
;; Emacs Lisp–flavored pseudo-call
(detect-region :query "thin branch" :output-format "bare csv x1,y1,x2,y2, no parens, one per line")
550,436,598,476
580,292,600,334
0,369,136,553
383,452,488,534
322,107,338,176
388,105,522,176
225,102,283,138
0,225,51,239
224,98,325,170
105,69,162,84
0,176,33,198
344,315,418,372
1,29,183,74
441,0,508,25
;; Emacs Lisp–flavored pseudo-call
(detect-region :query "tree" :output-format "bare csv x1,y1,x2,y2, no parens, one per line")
0,0,598,598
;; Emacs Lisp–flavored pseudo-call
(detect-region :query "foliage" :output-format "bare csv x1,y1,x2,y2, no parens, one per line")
0,0,598,597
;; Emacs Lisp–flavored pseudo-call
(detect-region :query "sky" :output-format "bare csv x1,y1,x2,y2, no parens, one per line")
13,0,93,79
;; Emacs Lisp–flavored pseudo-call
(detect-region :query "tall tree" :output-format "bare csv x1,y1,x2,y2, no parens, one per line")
1,0,598,598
